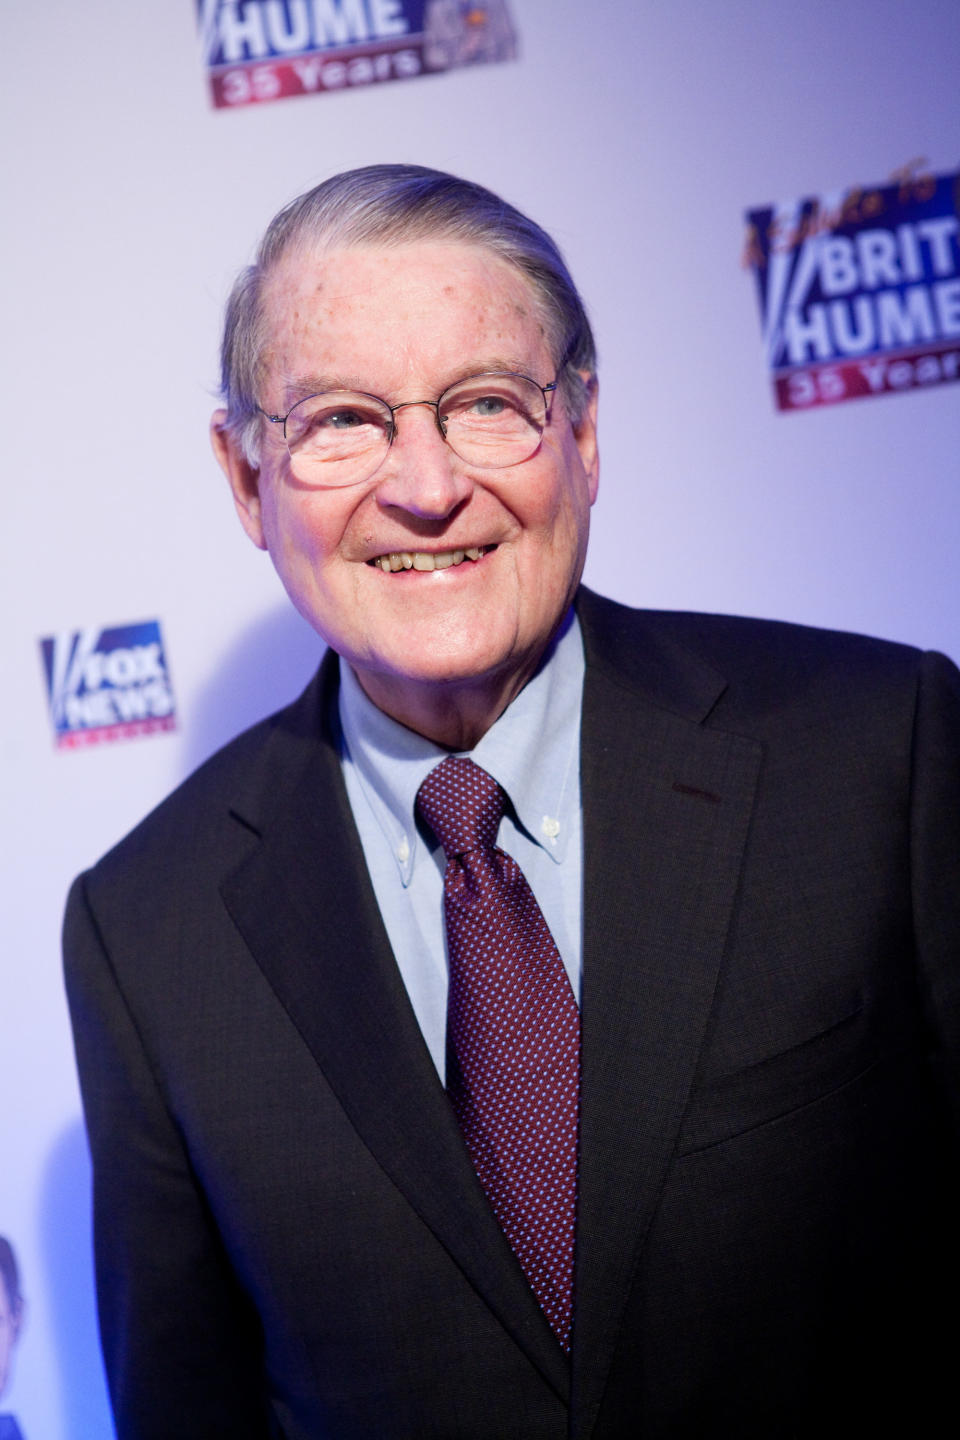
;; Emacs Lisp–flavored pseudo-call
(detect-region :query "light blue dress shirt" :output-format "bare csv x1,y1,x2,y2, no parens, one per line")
338,609,585,1080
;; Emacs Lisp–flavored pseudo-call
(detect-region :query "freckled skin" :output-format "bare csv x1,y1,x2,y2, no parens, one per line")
212,241,599,750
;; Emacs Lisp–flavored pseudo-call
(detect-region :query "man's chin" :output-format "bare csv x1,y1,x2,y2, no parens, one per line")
355,648,514,697
349,634,534,733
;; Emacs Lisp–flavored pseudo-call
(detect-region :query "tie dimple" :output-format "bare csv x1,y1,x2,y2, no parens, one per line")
416,755,580,1351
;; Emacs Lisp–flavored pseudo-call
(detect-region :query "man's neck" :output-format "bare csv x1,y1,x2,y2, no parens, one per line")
351,653,549,752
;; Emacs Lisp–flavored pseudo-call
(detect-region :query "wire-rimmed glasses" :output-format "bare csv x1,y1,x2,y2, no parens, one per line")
258,371,558,488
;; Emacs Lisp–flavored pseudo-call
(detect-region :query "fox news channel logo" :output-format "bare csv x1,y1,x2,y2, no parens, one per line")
744,164,960,412
40,621,177,750
197,0,517,109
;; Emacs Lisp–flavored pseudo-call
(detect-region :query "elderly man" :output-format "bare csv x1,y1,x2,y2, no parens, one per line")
65,165,959,1439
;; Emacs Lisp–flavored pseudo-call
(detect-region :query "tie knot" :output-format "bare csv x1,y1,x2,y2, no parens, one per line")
416,756,505,859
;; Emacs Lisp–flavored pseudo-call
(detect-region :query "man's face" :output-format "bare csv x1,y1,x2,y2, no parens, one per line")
214,240,598,734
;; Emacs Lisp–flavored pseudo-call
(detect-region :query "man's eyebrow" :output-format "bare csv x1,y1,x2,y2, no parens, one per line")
276,358,546,409
277,374,362,407
445,357,541,384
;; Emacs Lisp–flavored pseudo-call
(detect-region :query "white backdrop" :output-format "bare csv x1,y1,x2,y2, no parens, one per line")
2,2,958,1434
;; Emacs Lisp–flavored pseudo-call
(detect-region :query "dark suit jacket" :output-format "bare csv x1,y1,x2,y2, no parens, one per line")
64,589,960,1439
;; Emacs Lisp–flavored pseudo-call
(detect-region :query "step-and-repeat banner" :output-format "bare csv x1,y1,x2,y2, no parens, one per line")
3,2,957,1433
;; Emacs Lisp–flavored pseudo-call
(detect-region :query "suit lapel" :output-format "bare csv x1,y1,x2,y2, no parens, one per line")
570,593,762,1438
219,654,570,1402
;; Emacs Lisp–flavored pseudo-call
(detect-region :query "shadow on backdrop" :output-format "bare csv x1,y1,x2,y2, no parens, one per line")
39,1123,113,1440
184,602,326,775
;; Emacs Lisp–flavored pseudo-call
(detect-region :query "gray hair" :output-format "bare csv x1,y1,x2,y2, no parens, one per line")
218,164,596,464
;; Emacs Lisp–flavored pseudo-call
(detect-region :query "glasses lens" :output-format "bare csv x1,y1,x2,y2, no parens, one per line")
284,391,393,486
439,373,548,468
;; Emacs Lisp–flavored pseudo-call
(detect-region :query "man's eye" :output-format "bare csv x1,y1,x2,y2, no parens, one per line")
291,399,387,453
323,408,368,429
469,395,509,418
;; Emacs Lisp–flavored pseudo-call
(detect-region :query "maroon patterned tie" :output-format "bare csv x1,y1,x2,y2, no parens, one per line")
416,755,580,1351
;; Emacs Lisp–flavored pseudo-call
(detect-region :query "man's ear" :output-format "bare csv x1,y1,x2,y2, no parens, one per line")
210,409,268,550
573,374,599,505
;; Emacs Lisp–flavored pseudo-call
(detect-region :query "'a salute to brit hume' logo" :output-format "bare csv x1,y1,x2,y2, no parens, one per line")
744,166,960,411
197,0,517,109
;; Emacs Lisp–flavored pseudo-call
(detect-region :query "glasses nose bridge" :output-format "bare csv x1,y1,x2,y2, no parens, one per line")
388,396,447,446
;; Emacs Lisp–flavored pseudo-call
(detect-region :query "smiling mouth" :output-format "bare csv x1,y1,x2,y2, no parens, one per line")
367,545,494,573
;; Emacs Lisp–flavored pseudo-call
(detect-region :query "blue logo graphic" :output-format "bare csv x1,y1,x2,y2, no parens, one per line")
197,0,517,108
39,620,177,749
744,166,960,410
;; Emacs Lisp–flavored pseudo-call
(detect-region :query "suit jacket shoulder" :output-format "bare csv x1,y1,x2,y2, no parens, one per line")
577,584,939,716
77,647,344,913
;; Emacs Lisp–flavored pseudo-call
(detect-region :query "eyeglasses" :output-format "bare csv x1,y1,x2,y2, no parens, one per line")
258,371,559,488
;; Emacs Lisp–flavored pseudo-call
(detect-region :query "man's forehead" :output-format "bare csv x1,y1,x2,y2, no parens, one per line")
266,239,540,313
259,240,552,391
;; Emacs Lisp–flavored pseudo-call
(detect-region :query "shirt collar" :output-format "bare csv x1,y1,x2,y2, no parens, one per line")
338,608,584,887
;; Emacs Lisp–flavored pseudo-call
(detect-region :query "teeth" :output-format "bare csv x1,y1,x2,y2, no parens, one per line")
373,546,488,573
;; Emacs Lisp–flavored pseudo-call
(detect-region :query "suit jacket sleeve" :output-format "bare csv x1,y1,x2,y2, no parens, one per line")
63,873,281,1440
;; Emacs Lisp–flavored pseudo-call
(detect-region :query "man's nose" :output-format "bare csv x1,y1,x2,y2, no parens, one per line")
373,402,473,518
